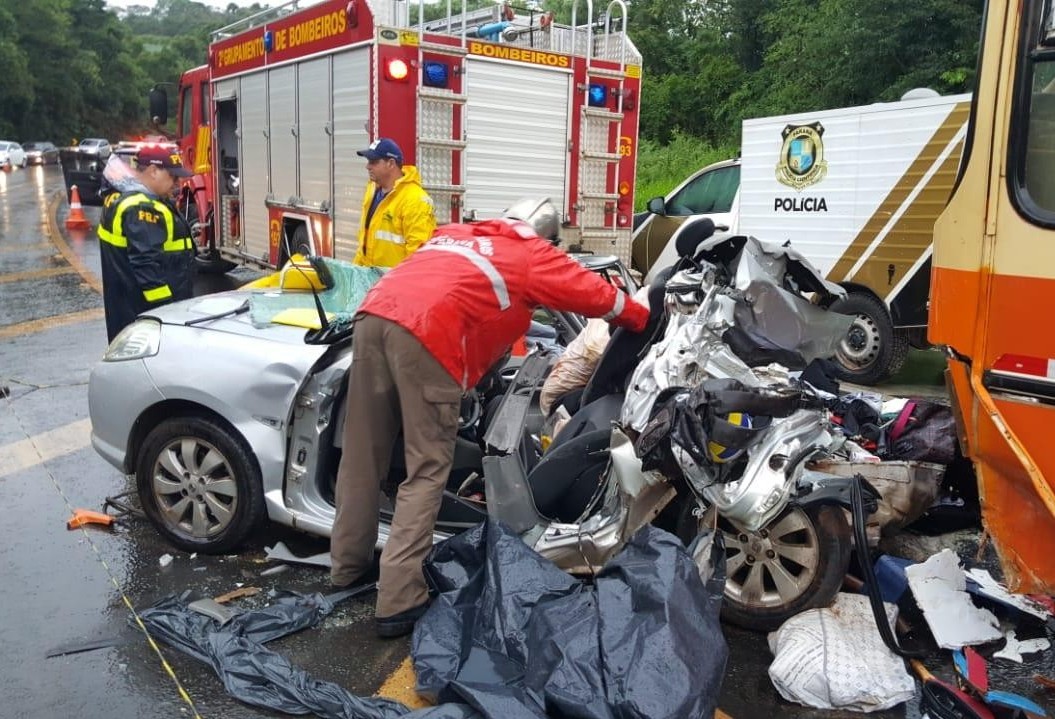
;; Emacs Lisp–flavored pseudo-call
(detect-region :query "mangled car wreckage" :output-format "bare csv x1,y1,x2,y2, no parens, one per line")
91,219,877,629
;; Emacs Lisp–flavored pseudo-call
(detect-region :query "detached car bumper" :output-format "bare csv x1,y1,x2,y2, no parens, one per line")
89,358,165,473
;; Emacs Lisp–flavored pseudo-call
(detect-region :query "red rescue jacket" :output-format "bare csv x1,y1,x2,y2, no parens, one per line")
359,219,649,388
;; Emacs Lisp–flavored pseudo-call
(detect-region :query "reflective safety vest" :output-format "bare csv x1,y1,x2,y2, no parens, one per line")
97,190,195,341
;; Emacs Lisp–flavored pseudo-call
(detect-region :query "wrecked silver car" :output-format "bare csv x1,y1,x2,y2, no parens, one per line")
90,220,867,630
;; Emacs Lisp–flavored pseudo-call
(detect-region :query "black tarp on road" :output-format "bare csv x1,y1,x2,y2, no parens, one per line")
137,520,727,719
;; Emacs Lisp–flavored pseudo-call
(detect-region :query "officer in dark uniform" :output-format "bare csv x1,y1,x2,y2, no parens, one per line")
97,145,195,342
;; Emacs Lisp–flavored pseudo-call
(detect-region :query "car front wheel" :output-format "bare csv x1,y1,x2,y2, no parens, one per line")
136,416,265,553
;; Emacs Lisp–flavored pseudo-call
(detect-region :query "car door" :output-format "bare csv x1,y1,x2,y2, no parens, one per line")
630,162,741,274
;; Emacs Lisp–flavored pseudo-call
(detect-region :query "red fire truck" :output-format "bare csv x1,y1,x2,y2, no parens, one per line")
149,0,643,272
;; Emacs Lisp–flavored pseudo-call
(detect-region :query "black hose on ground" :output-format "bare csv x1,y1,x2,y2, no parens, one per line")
851,474,928,658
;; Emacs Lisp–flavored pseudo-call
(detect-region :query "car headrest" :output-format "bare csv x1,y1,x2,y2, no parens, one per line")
675,217,716,259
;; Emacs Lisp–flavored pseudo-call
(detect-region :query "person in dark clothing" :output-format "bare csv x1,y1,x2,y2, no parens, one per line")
97,145,195,342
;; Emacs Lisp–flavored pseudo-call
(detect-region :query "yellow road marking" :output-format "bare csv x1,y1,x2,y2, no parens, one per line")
374,655,735,717
0,308,104,339
0,418,92,478
375,656,433,708
46,191,103,295
0,266,78,284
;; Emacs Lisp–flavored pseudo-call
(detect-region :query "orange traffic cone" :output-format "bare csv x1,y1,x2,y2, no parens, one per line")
66,185,91,231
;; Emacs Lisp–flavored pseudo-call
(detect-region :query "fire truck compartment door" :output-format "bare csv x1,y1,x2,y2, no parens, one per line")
463,58,571,221
269,65,297,205
332,48,371,262
297,57,332,211
239,73,269,261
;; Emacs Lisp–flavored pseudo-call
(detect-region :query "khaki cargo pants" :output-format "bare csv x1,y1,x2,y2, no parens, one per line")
330,314,462,618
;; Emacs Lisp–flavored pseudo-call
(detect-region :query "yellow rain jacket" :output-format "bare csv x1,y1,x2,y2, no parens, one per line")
354,165,437,268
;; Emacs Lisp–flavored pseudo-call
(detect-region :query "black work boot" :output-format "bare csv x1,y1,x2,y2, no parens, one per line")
375,602,430,639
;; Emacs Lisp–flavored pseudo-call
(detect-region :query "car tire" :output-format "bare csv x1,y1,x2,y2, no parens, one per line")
136,416,265,553
195,249,238,274
291,224,311,257
678,502,851,632
828,291,907,385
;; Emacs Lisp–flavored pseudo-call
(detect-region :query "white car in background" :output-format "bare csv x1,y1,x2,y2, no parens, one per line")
77,138,112,159
0,141,27,169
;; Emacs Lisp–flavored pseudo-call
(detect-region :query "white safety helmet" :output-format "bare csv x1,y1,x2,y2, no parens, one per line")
503,197,561,242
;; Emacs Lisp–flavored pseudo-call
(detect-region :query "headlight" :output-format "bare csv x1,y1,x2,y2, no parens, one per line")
104,319,161,361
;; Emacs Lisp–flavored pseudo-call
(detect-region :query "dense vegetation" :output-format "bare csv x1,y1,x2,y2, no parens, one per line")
0,0,983,203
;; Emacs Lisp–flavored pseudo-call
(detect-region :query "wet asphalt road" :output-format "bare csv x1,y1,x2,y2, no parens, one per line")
0,167,403,718
1,167,1051,718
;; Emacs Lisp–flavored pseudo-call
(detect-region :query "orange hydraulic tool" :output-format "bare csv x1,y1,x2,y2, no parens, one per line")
66,509,115,530
65,185,92,231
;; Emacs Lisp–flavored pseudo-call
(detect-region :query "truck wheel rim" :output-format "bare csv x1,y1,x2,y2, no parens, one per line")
716,506,821,610
151,437,238,538
837,314,882,368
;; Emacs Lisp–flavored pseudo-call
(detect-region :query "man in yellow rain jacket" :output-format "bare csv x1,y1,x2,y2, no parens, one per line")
353,138,436,267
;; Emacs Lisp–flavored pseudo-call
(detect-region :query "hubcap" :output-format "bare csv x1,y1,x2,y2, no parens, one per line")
837,313,882,368
152,437,238,538
703,506,821,610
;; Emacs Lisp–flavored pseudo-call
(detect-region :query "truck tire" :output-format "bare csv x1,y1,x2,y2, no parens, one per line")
829,291,908,385
181,199,236,274
196,248,237,274
135,415,265,554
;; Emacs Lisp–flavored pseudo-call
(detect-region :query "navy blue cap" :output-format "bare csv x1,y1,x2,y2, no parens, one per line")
356,138,403,164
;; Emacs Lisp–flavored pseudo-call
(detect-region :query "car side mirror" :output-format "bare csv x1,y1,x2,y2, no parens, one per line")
646,196,665,215
149,86,169,126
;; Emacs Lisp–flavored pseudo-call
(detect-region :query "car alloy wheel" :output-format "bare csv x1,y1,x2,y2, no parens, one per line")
679,502,851,631
136,416,265,553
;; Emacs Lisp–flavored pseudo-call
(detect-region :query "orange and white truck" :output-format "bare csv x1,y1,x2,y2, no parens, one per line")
930,0,1055,593
150,0,643,272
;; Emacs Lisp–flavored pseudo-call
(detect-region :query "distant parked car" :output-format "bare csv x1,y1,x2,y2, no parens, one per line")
0,141,27,169
23,141,60,165
78,138,112,159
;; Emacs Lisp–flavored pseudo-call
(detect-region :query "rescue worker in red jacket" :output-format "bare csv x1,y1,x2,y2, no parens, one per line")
97,146,195,341
330,197,650,638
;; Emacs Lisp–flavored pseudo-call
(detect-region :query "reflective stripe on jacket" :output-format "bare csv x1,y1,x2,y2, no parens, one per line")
97,190,195,341
353,165,436,268
359,218,649,388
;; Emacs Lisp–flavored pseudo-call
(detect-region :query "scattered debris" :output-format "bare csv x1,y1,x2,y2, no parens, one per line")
188,598,237,626
159,553,174,568
905,549,1002,649
952,648,1050,717
65,509,115,530
260,563,288,577
767,593,916,712
264,541,332,568
214,586,261,604
45,635,125,658
966,567,1054,622
993,630,1051,663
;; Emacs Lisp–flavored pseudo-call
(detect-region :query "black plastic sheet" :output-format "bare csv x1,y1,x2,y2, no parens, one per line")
416,520,728,719
136,521,726,719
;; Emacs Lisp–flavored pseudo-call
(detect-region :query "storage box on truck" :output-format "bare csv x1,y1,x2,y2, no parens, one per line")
147,0,644,274
633,91,971,384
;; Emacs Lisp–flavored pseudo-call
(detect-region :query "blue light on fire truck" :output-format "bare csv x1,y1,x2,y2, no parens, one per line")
264,30,274,52
588,83,608,107
423,61,449,88
385,58,410,81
